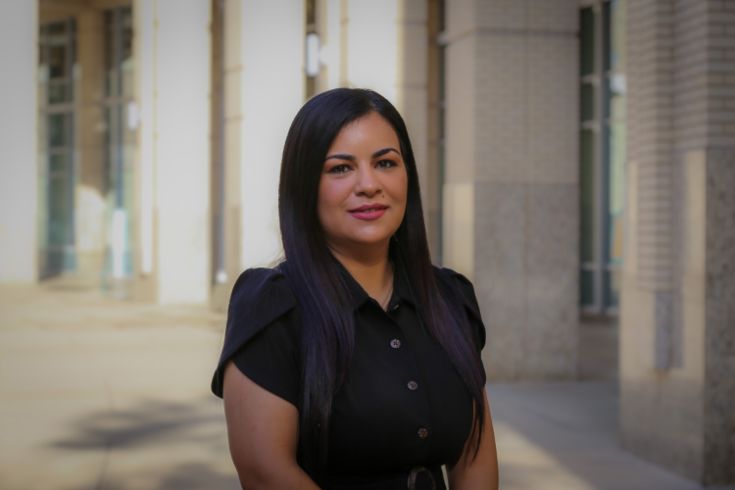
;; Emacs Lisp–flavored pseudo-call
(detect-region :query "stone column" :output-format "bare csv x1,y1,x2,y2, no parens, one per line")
443,0,579,379
620,0,735,484
0,1,38,283
134,0,211,304
237,0,305,269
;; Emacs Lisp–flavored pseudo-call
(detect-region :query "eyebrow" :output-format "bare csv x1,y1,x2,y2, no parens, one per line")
325,147,401,162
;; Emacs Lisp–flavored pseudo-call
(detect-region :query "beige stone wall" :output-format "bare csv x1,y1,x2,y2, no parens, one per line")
238,0,305,270
444,0,579,380
0,1,38,283
133,0,212,304
620,0,735,484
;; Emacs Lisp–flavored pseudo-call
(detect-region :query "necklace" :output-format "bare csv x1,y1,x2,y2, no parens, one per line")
378,281,394,311
377,263,395,311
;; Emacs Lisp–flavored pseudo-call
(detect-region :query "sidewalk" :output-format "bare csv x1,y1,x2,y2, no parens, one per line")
0,285,707,490
488,383,705,490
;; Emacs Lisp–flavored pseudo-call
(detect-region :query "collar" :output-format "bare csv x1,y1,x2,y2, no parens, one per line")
332,257,416,311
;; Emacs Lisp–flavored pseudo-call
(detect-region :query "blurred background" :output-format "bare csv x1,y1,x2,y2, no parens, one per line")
0,0,733,489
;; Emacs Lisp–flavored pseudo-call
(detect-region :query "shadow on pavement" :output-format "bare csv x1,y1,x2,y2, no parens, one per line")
50,396,239,490
59,462,239,490
52,398,223,450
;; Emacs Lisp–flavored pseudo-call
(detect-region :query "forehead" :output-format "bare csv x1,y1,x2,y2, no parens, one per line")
328,112,400,151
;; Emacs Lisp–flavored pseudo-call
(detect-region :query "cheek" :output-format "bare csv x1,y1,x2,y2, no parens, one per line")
393,173,409,207
317,179,348,223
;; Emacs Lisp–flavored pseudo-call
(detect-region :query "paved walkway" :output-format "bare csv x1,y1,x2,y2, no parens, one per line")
0,285,710,490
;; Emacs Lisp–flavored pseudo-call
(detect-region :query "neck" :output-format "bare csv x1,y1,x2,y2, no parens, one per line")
329,241,393,307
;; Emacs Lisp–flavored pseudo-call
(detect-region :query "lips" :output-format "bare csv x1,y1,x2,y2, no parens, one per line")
349,203,388,221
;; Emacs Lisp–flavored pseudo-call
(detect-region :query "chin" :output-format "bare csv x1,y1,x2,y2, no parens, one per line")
337,232,393,249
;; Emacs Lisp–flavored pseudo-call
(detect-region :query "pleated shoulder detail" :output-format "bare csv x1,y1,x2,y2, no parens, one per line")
211,267,297,397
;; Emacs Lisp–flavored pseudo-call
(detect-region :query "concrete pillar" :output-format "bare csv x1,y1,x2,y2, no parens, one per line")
620,0,735,484
134,0,211,304
443,0,579,380
0,1,38,283
236,0,305,269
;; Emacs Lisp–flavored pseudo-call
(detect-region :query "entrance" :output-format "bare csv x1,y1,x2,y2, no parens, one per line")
39,18,77,279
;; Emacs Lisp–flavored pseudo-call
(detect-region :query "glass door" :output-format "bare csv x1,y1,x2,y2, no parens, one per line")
39,19,77,279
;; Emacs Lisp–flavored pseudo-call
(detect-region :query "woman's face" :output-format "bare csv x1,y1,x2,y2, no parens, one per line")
317,112,408,255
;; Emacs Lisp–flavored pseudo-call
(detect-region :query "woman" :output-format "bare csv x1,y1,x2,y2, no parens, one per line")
212,88,498,489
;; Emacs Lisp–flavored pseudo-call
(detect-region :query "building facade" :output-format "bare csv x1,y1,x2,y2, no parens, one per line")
0,0,732,484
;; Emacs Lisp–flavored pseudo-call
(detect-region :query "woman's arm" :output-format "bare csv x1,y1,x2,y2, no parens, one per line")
447,390,499,490
222,362,320,490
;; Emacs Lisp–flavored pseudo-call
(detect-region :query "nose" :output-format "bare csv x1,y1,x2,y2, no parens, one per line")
354,164,381,196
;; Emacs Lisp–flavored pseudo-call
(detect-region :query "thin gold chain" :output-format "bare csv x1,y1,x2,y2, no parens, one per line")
378,281,394,311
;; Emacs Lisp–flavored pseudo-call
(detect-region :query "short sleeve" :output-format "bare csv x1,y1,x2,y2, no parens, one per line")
210,267,299,402
230,316,299,407
434,267,487,352
449,270,486,351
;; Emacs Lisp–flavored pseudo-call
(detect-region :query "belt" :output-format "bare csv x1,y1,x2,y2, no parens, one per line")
407,466,442,490
321,466,445,490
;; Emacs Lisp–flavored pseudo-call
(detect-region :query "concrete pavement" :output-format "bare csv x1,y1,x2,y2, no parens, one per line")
0,285,710,489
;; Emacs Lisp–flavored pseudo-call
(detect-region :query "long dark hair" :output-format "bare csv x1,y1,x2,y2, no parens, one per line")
278,88,485,474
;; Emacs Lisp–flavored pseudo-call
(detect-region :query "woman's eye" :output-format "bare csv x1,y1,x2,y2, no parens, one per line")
377,159,396,169
327,163,351,174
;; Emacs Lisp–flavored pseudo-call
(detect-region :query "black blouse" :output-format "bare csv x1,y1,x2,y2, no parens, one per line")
211,262,486,489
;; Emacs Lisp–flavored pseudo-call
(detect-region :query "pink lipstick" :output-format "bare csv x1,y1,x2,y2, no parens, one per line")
349,204,388,221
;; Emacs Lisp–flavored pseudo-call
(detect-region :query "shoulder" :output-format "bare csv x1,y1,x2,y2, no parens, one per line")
433,266,480,310
211,265,298,397
226,266,297,324
433,266,486,349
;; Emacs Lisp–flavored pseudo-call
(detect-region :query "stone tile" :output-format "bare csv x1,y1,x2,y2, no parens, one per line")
476,0,526,30
704,148,735,484
446,0,477,38
473,182,578,379
399,87,429,195
474,182,525,378
399,23,428,87
527,36,578,184
706,149,735,354
398,0,428,23
619,285,657,374
525,183,578,277
475,34,526,182
475,0,577,35
526,0,578,33
445,35,476,183
524,183,578,377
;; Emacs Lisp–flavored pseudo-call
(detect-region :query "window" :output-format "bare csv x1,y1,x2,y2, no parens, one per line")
579,0,626,314
39,18,77,278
